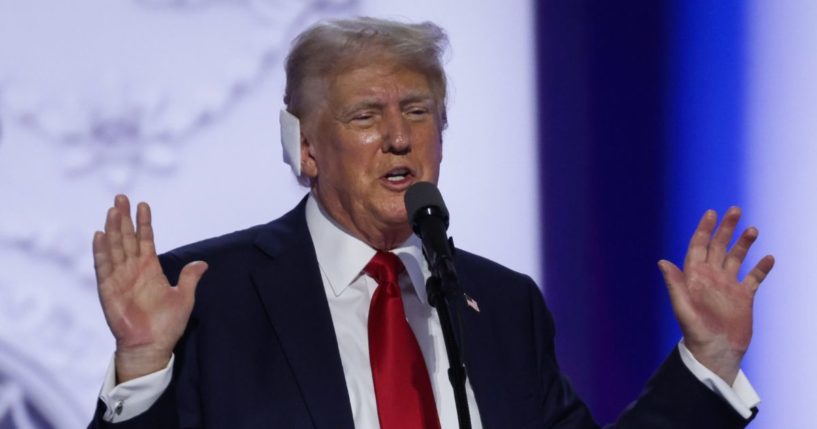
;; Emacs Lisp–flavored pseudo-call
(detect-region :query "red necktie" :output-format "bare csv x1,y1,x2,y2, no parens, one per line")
366,251,442,429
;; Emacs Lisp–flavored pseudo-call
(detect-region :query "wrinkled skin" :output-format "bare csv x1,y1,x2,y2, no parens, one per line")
658,207,774,384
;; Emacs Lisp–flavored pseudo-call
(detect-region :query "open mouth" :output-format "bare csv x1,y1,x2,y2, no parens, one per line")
383,167,413,183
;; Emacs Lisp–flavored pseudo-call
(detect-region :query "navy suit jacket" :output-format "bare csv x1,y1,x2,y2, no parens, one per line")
91,198,754,428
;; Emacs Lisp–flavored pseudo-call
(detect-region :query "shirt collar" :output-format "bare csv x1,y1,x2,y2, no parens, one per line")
305,193,431,304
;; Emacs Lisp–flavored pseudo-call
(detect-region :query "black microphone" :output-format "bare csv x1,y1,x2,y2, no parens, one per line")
405,182,472,429
404,182,456,280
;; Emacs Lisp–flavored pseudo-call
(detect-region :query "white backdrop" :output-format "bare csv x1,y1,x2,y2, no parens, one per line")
0,1,537,427
745,1,817,427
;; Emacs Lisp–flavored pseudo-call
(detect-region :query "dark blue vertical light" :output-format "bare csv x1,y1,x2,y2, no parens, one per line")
536,1,670,422
663,1,747,351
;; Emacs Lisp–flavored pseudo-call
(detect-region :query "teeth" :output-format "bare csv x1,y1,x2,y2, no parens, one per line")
385,168,410,182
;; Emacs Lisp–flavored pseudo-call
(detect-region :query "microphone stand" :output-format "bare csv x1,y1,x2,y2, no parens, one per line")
426,253,472,429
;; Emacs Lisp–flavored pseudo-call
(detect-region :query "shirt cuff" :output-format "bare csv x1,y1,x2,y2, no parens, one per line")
98,354,174,423
677,340,760,419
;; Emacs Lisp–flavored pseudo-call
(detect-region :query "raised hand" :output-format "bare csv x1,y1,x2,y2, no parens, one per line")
93,195,208,383
658,207,774,385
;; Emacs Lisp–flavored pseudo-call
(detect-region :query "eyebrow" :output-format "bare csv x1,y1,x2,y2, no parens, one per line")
340,93,435,116
399,92,435,106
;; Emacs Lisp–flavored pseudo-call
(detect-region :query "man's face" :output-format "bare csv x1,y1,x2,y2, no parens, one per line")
301,59,443,248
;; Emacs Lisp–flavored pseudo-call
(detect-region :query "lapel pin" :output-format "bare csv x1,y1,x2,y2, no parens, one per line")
464,293,480,313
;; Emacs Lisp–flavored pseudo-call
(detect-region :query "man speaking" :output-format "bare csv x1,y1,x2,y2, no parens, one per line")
88,17,774,428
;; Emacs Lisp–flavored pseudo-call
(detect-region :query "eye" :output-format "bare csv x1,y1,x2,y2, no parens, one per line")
350,112,377,125
406,107,430,119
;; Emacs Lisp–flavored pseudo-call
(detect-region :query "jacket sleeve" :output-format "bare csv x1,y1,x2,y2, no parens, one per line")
610,348,757,428
525,278,756,429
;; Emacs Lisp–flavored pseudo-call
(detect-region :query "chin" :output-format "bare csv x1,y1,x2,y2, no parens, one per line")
377,208,410,228
385,212,411,227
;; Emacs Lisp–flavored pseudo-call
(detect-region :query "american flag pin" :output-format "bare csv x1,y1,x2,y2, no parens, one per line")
464,293,480,313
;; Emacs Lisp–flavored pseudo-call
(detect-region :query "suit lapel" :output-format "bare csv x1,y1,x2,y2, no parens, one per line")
456,264,514,428
251,199,355,429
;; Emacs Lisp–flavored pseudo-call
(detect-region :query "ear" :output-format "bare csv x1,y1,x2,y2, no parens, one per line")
436,130,444,164
300,130,319,179
439,136,444,163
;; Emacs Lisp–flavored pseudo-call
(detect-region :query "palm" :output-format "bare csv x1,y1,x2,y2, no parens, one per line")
659,208,774,384
677,260,754,351
98,249,181,350
93,195,207,381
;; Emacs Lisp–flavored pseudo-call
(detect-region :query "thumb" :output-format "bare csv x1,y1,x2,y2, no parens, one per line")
658,259,694,317
177,261,208,299
657,259,686,297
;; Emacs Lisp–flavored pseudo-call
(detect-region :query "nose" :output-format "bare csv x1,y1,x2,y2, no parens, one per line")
381,110,411,154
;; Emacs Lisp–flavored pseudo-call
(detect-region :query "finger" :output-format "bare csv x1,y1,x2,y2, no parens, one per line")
177,261,208,300
724,227,759,274
658,259,689,303
92,231,113,282
707,206,741,266
136,202,157,256
685,210,717,268
743,255,775,293
105,207,126,266
115,195,139,258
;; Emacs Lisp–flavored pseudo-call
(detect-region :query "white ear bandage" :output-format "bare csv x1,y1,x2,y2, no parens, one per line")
280,110,309,185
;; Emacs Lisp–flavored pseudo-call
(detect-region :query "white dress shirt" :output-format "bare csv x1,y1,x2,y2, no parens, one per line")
304,194,483,428
99,193,760,425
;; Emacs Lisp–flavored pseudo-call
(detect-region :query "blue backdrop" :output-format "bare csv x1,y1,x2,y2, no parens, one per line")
536,0,747,422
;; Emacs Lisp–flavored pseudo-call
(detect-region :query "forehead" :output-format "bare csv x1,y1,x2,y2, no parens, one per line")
324,61,434,106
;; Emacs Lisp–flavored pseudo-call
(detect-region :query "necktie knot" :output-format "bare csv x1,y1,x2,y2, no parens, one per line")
364,251,404,288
